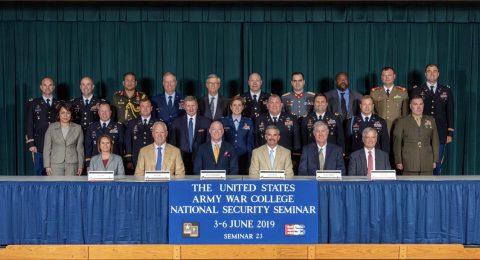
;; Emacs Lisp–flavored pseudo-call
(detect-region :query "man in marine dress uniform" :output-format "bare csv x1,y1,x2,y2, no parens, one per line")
281,72,315,118
124,99,160,173
111,72,147,124
240,72,270,122
69,76,105,133
370,67,409,134
85,102,125,168
255,94,301,153
25,76,60,175
411,64,454,175
152,72,185,126
394,96,439,175
301,94,344,151
346,95,389,155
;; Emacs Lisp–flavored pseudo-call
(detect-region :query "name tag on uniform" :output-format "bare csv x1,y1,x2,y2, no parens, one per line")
316,170,342,180
260,170,285,180
371,170,397,180
145,171,171,181
88,171,114,181
200,170,226,180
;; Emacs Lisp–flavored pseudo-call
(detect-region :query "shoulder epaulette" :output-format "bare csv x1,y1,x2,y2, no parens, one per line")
412,85,418,89
306,91,315,95
114,90,123,96
28,98,34,102
371,86,382,91
282,92,290,97
446,85,451,89
395,86,407,92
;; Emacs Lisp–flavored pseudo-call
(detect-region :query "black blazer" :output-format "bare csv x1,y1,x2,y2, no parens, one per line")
193,141,238,175
169,114,212,157
348,148,391,176
298,142,345,176
198,95,230,120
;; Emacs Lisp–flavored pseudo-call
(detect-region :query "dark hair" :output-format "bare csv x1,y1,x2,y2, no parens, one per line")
291,72,305,80
425,63,439,71
123,72,136,81
97,134,113,153
314,93,328,101
56,101,72,122
335,72,349,80
381,66,396,74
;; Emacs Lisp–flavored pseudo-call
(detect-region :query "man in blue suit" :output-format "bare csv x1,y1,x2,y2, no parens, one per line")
298,121,345,176
194,121,238,175
348,127,391,176
169,96,212,174
152,72,185,126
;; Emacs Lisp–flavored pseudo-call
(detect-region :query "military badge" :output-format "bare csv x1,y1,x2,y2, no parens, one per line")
242,123,250,130
424,120,432,129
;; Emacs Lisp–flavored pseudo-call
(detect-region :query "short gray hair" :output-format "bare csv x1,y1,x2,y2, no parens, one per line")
362,127,377,138
206,74,221,84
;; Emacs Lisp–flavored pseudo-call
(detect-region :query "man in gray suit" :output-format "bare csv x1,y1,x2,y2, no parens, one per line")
325,72,363,121
198,74,230,120
348,127,391,176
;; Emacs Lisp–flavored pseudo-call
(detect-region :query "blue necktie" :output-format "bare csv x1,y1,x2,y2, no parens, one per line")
234,119,239,131
269,149,275,168
188,118,194,152
168,96,173,110
156,147,162,170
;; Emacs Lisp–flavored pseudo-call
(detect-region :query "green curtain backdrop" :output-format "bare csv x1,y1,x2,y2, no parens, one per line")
1,4,479,175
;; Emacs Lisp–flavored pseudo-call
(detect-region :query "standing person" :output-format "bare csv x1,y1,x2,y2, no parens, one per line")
393,96,439,175
69,76,105,133
370,67,409,134
169,96,211,174
240,72,271,122
324,72,363,121
25,76,60,175
219,96,254,175
194,121,238,175
281,72,315,118
198,74,230,120
348,127,391,176
411,64,454,175
152,71,185,126
43,102,84,176
111,72,147,124
89,135,125,175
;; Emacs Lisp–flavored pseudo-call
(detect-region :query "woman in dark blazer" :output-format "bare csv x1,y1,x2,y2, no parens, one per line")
43,102,84,176
89,134,125,175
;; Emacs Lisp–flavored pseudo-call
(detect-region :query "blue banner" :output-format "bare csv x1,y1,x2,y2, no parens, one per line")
169,180,318,244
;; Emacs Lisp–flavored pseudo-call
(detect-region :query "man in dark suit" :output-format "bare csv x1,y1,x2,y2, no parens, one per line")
299,121,345,176
169,96,212,174
151,72,185,126
194,121,238,175
324,72,363,121
240,72,271,122
198,74,230,120
411,64,454,175
348,127,391,176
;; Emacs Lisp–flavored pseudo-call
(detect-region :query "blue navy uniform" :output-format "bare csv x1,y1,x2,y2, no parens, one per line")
124,117,161,166
69,97,105,132
301,111,345,151
240,92,270,122
255,112,301,152
151,92,185,126
85,121,124,167
346,114,390,155
281,91,315,118
25,97,59,175
412,83,454,175
219,116,255,175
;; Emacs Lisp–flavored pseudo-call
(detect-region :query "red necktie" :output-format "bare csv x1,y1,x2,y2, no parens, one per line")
367,151,373,177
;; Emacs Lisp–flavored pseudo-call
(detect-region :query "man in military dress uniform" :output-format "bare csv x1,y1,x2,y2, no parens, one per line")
85,102,125,168
301,94,344,151
370,67,409,134
124,99,160,173
346,95,389,155
152,72,185,126
240,73,270,122
281,72,315,118
69,76,105,132
111,72,147,124
411,64,454,175
255,94,301,153
25,77,60,175
393,96,439,175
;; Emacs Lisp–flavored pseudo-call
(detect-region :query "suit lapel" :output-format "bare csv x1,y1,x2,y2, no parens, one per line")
262,146,272,170
324,145,332,169
64,125,74,144
162,144,171,171
208,143,217,165
361,151,368,173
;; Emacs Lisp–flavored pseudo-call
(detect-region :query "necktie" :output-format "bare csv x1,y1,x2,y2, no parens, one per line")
319,148,325,170
234,119,239,131
102,122,107,129
156,147,162,170
340,93,347,117
269,149,275,168
46,98,51,107
415,117,421,126
386,89,390,97
210,97,215,117
430,86,435,95
85,99,89,106
365,117,369,123
273,117,277,123
143,119,148,126
367,150,373,176
214,144,219,163
168,96,173,110
188,118,194,152
318,115,323,121
253,94,258,103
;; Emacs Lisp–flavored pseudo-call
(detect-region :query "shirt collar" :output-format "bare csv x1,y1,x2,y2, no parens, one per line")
154,142,166,150
142,116,151,122
317,143,327,151
82,95,93,101
42,96,53,102
361,113,372,120
100,120,110,126
383,85,394,91
232,115,242,121
250,90,261,97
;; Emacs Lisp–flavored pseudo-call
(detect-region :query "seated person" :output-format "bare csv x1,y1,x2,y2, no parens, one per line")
348,127,391,176
89,134,124,175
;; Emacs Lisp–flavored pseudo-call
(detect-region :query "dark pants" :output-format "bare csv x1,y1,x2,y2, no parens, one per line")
434,144,446,175
34,152,45,176
238,153,250,175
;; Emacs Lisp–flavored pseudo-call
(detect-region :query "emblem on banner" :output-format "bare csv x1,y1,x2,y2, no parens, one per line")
183,222,199,238
284,224,305,236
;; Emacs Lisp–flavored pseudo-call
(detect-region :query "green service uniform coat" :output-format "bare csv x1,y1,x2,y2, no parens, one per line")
370,86,409,134
393,115,439,175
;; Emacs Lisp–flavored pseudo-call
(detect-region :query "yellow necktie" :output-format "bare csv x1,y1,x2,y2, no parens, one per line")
214,144,219,163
